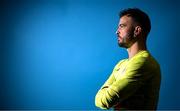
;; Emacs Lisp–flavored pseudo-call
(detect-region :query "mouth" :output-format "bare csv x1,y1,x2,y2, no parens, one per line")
117,36,122,41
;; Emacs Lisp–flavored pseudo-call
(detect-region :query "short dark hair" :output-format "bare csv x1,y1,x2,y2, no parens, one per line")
119,8,151,38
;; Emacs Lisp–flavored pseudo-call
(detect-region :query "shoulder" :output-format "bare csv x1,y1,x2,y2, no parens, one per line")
128,51,149,67
128,51,160,72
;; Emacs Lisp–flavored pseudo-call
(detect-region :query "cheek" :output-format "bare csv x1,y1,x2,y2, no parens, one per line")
122,28,134,37
120,29,128,37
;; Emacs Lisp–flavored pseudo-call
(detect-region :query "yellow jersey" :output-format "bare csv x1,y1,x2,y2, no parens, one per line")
95,50,161,110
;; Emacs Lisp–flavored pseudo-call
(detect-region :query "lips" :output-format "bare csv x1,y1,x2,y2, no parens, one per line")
117,36,122,41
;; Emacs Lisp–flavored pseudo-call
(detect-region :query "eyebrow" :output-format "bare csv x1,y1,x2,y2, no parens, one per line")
119,24,125,26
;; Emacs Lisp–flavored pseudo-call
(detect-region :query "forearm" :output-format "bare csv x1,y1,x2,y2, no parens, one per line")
95,86,119,109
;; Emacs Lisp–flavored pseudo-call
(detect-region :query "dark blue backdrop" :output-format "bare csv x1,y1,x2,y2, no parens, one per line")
1,0,180,110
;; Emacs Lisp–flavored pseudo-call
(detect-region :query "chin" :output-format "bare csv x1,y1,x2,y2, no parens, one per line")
118,43,128,48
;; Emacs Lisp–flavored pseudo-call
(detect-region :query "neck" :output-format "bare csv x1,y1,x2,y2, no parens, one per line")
127,40,147,59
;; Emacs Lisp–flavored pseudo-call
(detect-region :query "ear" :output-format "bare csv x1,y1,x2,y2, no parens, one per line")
134,26,142,37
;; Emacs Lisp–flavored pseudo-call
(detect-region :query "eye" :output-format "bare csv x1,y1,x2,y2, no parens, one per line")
119,24,125,28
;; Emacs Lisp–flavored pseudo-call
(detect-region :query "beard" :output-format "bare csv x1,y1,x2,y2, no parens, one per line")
118,38,129,48
118,32,135,48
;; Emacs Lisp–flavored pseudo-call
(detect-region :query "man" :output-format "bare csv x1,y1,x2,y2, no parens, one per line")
95,8,161,110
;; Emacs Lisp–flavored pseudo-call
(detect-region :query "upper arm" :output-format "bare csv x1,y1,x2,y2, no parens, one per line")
100,60,125,88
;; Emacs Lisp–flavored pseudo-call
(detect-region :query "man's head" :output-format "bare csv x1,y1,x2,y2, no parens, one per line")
116,8,151,48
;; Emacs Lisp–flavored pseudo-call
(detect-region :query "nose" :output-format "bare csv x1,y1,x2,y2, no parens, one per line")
116,29,119,35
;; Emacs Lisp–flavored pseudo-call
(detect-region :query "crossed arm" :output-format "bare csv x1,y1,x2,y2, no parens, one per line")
95,59,149,109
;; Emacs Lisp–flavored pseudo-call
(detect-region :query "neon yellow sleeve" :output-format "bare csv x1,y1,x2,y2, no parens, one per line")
94,68,117,109
95,57,153,109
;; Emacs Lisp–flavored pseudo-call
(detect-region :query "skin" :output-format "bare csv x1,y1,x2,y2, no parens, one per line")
116,15,147,59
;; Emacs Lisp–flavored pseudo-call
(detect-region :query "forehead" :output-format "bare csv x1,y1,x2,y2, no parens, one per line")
119,15,134,24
